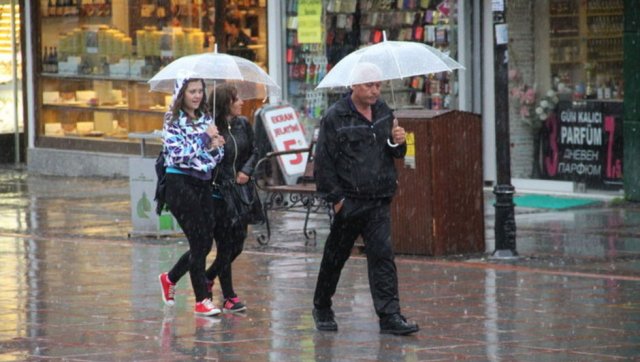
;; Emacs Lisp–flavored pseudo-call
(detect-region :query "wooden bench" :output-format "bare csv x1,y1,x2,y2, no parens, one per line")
253,132,331,245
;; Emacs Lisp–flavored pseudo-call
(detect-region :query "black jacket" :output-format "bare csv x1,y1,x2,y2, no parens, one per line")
213,116,259,184
314,94,407,203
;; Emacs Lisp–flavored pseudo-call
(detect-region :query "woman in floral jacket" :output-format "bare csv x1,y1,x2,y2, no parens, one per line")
157,71,226,316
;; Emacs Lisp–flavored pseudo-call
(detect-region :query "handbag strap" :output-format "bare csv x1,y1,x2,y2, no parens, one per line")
212,118,238,186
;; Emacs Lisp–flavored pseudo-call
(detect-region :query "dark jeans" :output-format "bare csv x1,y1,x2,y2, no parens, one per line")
165,173,216,302
205,198,247,299
313,198,400,318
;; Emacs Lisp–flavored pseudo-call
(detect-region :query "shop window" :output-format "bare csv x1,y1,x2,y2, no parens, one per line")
37,0,269,152
284,0,461,127
539,0,624,189
548,0,623,100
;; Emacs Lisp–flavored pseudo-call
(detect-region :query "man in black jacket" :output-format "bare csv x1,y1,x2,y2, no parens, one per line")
312,63,419,335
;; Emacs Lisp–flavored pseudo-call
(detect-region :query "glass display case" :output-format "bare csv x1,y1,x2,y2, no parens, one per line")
549,0,623,100
37,0,269,152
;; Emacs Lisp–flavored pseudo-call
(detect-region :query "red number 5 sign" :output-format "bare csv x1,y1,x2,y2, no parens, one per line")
260,105,309,183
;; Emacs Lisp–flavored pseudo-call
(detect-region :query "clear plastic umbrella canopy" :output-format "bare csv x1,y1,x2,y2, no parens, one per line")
316,34,464,89
147,51,281,100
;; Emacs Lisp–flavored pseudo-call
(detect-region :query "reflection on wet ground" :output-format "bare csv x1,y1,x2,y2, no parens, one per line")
0,169,639,360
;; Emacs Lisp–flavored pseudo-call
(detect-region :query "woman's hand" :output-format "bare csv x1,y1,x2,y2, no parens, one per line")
206,123,219,138
236,171,249,184
213,135,225,148
206,124,225,148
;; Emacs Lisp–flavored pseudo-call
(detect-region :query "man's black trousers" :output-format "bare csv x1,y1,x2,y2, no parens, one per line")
313,198,401,318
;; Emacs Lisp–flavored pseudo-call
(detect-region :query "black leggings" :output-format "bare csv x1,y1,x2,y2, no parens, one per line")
165,173,216,302
205,198,247,299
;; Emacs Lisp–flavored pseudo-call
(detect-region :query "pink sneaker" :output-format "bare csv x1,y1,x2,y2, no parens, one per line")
194,298,221,316
158,273,175,306
223,297,247,313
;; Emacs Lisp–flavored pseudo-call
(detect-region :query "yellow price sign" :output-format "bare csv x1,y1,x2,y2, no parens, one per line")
406,132,415,157
298,0,322,44
404,132,416,169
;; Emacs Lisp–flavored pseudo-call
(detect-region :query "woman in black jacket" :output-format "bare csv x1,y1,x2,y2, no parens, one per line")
205,83,259,313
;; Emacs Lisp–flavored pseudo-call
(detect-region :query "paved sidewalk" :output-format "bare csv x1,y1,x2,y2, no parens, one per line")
0,168,639,361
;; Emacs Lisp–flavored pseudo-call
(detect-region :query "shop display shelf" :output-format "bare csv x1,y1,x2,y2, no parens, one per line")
587,33,623,39
42,103,164,115
586,11,624,17
41,72,148,83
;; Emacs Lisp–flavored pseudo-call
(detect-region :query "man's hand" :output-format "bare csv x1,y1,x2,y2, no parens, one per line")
334,199,344,214
236,171,249,184
392,119,406,145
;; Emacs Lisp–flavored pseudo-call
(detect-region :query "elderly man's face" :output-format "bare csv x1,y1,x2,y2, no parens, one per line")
351,81,382,106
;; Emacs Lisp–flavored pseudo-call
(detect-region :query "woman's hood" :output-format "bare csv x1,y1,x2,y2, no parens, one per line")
170,69,204,108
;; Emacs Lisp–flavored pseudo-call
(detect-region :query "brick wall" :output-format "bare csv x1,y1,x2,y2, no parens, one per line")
507,0,536,178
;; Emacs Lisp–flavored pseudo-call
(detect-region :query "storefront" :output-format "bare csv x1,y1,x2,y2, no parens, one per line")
25,0,271,176
506,0,626,190
282,0,473,136
0,1,23,163
23,0,475,177
18,1,640,196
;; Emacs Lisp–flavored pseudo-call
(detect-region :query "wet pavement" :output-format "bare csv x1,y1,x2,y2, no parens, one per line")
1,166,640,361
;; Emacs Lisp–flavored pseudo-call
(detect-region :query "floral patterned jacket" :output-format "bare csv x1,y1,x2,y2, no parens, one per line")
162,110,224,180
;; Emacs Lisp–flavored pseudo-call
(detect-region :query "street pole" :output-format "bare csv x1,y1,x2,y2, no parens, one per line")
214,0,226,53
11,0,19,164
491,2,518,259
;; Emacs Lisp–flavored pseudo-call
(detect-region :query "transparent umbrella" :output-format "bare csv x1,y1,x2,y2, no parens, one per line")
147,50,281,101
316,32,463,105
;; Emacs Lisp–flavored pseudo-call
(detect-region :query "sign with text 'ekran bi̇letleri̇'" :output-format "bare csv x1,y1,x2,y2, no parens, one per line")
540,100,623,188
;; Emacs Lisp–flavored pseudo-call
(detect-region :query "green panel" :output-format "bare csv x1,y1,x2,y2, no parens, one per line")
624,121,640,201
624,0,640,33
624,33,640,121
624,1,640,201
158,214,174,231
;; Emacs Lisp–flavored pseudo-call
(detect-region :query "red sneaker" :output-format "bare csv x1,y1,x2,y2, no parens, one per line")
194,298,221,316
158,273,176,306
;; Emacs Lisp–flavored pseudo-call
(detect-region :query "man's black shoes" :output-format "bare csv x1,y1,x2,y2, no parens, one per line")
313,309,418,335
380,314,419,335
312,308,338,331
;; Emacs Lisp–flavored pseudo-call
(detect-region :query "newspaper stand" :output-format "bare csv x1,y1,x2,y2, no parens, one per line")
391,110,485,256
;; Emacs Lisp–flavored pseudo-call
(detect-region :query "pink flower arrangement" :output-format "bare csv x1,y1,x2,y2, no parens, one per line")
509,69,537,125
